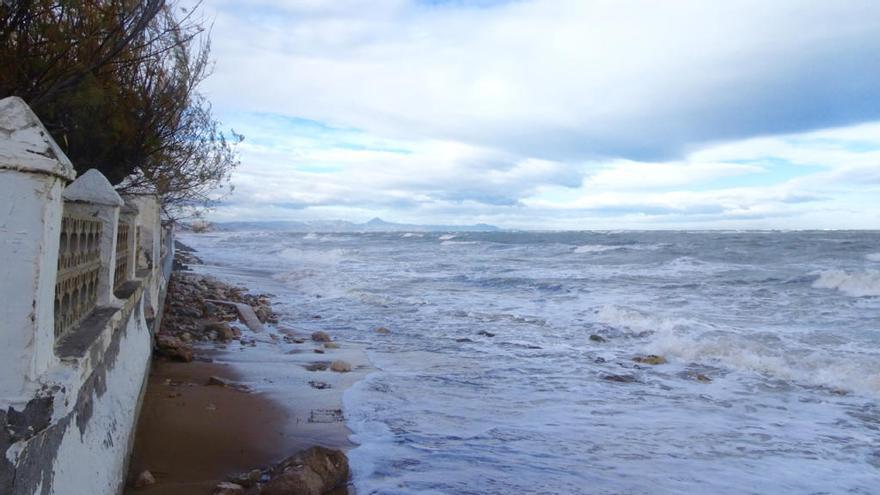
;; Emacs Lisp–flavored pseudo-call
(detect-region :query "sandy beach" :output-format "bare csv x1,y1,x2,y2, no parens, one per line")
125,246,371,494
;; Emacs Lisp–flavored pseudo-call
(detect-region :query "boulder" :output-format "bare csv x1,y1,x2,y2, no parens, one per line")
156,334,193,362
375,327,391,335
589,334,607,343
330,360,352,373
311,331,332,342
477,330,496,337
632,355,667,365
261,446,349,495
213,481,245,495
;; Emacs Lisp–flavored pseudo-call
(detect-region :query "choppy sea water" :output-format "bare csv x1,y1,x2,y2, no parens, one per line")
182,230,880,495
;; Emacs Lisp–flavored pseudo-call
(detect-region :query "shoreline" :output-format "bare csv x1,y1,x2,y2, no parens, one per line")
126,244,370,494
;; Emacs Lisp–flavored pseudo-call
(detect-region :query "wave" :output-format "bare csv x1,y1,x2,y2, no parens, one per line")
867,253,880,262
438,234,457,241
573,244,619,254
303,232,320,240
645,330,880,395
441,240,478,246
596,305,692,333
812,269,880,297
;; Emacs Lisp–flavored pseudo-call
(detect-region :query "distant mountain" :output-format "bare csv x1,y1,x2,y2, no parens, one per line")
202,217,500,233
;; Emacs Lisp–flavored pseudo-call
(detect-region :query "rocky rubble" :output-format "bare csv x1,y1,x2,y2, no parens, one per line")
153,244,280,362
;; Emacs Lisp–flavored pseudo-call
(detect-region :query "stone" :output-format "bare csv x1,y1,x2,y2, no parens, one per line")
313,348,325,354
213,481,245,495
261,446,350,495
602,374,638,383
695,373,712,383
207,376,230,387
589,334,607,343
456,338,474,343
632,355,667,365
324,342,340,349
330,360,352,373
309,381,331,390
156,334,194,362
311,331,332,342
205,321,238,341
375,326,391,335
134,470,156,488
477,330,496,337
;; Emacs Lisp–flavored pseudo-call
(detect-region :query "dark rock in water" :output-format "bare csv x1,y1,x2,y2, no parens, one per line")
456,338,474,343
477,330,496,337
205,320,239,341
309,381,331,390
156,334,193,362
375,326,391,335
229,469,264,488
589,334,607,343
324,342,340,349
304,362,330,371
594,357,607,364
311,331,332,342
313,348,325,354
213,481,244,494
601,373,638,383
632,354,667,365
261,446,349,495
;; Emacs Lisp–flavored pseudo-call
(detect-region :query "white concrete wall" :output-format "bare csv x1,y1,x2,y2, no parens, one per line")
46,297,152,495
0,96,173,495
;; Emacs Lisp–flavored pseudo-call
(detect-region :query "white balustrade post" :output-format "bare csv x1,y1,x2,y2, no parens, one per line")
63,169,124,307
120,200,139,281
0,97,76,401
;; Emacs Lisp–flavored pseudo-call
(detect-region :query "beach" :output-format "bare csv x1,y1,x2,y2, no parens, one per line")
126,245,370,494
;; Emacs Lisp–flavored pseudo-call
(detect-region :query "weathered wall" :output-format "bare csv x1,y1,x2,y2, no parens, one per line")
0,96,173,495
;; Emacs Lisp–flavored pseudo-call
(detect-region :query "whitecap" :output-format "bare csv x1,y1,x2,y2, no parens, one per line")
438,234,457,241
573,244,619,254
866,253,880,262
812,269,880,297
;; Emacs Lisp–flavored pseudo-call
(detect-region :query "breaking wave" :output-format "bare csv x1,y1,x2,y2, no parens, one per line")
812,269,880,297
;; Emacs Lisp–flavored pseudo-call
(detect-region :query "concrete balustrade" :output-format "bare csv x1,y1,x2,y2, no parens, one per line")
0,97,174,494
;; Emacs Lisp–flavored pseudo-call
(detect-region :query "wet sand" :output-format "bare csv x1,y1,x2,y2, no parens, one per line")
126,334,370,494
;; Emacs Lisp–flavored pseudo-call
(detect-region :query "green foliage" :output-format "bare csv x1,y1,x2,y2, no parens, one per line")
0,0,241,219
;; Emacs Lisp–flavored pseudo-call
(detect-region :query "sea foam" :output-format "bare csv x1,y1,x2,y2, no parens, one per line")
812,269,880,297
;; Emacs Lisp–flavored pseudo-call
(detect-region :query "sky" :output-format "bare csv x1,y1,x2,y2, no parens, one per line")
196,0,880,229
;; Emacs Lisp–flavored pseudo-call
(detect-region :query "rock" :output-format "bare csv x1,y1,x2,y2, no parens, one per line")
213,481,244,495
375,327,391,335
602,373,638,383
205,321,239,341
324,342,340,349
156,334,193,362
477,330,496,337
589,334,607,343
313,348,325,354
309,381,331,390
134,470,156,488
261,446,349,495
304,362,329,371
632,355,667,365
330,360,352,373
695,373,712,383
311,331,332,342
594,357,607,363
293,338,305,344
207,376,230,387
455,338,474,343
179,332,193,342
203,301,221,317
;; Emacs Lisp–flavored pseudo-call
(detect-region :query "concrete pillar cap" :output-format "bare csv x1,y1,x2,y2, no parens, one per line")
63,169,124,207
0,96,76,180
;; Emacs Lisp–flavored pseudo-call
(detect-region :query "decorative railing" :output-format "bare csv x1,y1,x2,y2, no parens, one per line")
54,213,102,338
114,222,130,289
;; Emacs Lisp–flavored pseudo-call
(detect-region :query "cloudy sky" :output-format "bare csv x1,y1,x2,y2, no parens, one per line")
198,0,880,229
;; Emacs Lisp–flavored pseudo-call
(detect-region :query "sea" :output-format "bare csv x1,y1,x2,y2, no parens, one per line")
180,230,880,495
